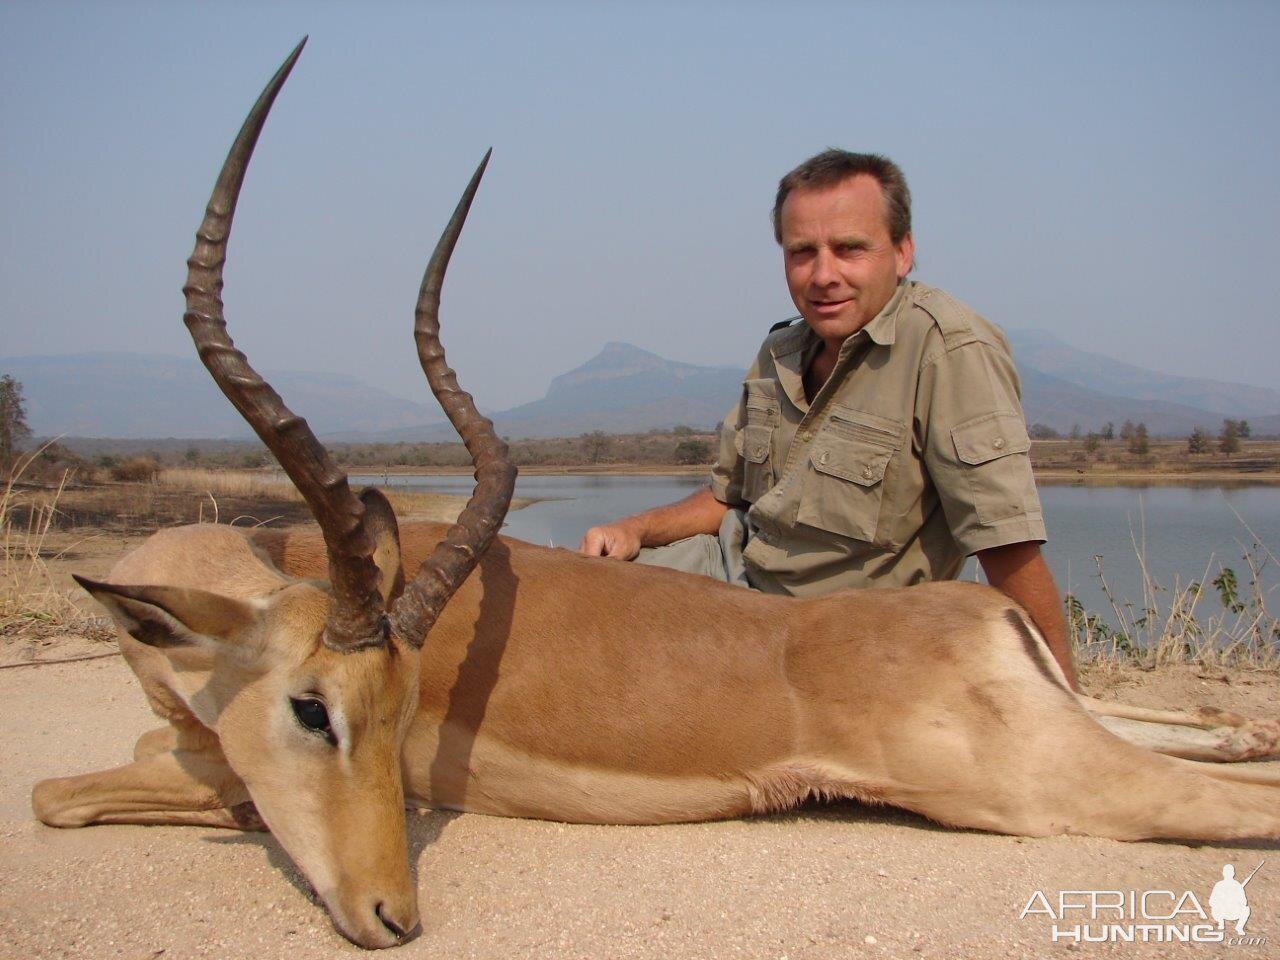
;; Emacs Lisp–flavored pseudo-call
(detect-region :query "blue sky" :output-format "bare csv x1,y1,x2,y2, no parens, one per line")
2,0,1278,410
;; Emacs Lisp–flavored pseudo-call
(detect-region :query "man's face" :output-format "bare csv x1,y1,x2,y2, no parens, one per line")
779,174,915,349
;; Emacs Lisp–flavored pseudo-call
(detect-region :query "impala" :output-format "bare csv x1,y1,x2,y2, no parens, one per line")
31,41,1280,951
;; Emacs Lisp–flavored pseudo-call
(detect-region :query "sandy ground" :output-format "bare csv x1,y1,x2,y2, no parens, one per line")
3,526,1280,958
1,645,1278,959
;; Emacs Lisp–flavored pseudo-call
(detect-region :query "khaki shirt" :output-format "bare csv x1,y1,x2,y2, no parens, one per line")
709,280,1045,597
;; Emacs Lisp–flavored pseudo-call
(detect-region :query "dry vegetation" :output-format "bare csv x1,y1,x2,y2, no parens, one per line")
61,428,722,472
1032,437,1280,481
1067,540,1280,672
53,434,1280,479
3,454,1277,670
0,467,92,636
0,463,490,655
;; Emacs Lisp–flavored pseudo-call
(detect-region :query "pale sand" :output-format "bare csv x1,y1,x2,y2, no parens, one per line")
2,654,1278,960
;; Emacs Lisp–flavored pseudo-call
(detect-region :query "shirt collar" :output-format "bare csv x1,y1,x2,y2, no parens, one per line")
848,279,906,352
770,280,907,362
768,281,908,412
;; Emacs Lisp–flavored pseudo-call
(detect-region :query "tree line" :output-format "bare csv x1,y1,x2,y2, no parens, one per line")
1027,417,1256,457
2,369,1267,478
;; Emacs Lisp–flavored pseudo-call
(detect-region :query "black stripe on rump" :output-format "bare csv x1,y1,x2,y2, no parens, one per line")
1002,608,1068,692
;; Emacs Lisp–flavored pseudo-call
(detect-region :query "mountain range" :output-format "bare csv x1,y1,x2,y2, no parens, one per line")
6,353,443,440
6,331,1279,441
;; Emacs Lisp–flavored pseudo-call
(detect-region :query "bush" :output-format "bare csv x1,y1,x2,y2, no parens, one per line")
580,431,613,464
1126,422,1149,457
1219,419,1241,455
674,439,712,465
109,457,159,482
17,442,89,485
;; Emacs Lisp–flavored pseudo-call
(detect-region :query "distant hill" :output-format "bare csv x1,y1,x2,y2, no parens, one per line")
4,352,443,440
491,341,746,437
1006,329,1280,417
8,334,1279,442
344,342,745,441
1015,365,1245,437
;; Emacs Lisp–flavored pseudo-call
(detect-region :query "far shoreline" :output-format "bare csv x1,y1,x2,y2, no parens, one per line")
345,464,1280,485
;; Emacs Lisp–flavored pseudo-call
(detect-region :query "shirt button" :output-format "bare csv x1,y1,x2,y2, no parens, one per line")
753,446,766,458
862,466,874,479
819,451,829,465
800,430,813,442
993,437,1006,450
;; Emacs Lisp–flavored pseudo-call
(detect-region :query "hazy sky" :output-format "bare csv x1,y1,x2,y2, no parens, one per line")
3,0,1278,411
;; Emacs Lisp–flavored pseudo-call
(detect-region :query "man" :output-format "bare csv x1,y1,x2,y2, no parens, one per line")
579,150,1075,690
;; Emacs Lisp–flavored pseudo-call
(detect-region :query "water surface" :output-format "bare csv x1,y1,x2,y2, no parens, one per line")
353,473,1279,619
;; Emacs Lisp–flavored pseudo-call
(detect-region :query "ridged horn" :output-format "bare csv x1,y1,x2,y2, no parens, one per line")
390,152,517,647
182,38,386,652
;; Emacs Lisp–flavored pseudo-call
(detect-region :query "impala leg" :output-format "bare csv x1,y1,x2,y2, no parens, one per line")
32,744,263,831
133,724,179,760
1081,695,1280,762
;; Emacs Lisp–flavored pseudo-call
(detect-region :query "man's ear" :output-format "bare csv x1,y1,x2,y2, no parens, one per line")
72,576,258,649
895,231,916,278
359,487,404,605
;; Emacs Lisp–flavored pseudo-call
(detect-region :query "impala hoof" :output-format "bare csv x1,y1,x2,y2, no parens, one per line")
1215,719,1280,761
31,778,89,828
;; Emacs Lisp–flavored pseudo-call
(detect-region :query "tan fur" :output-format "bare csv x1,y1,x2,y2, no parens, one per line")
33,517,1280,948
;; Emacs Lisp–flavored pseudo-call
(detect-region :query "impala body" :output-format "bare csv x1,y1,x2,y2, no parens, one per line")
29,40,1280,952
254,519,1280,837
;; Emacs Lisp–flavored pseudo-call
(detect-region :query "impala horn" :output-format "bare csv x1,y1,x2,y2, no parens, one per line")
182,37,386,652
390,151,518,647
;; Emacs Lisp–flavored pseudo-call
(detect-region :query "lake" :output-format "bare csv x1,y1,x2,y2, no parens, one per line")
352,473,1279,619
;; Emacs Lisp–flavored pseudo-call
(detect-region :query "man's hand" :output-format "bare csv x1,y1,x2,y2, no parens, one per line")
578,487,731,561
579,520,644,560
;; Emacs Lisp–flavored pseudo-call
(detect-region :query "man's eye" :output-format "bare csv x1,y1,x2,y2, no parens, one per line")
290,697,336,745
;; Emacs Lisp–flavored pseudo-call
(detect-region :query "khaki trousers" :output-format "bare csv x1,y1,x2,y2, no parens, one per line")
634,508,753,588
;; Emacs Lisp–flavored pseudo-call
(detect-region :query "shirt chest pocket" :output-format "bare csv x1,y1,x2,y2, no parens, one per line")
737,379,779,503
797,409,905,545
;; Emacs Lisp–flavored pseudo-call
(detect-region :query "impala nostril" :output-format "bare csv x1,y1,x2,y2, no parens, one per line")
375,902,406,940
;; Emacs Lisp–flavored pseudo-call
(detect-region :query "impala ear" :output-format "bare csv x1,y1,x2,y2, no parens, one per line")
359,488,404,605
73,576,259,649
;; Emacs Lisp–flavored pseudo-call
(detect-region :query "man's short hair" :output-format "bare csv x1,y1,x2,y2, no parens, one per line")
772,149,912,245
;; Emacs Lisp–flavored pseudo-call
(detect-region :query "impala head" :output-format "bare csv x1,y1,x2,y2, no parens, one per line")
72,39,514,949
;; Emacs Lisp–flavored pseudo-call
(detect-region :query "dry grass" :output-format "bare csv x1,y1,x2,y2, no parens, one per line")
156,467,302,503
3,464,485,641
1,456,98,634
1067,530,1280,670
1,462,484,649
155,468,475,522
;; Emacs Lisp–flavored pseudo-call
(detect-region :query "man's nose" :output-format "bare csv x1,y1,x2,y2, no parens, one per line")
810,247,840,286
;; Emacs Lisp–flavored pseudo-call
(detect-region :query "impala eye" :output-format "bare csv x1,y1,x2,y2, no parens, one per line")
290,697,336,745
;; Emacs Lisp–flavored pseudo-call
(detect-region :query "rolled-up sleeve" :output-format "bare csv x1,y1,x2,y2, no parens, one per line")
917,335,1046,555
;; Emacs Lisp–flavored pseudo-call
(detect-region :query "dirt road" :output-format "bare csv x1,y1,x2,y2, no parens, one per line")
2,651,1277,960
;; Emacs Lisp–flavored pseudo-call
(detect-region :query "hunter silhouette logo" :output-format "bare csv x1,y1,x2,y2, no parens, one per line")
1210,861,1264,935
1020,860,1267,946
